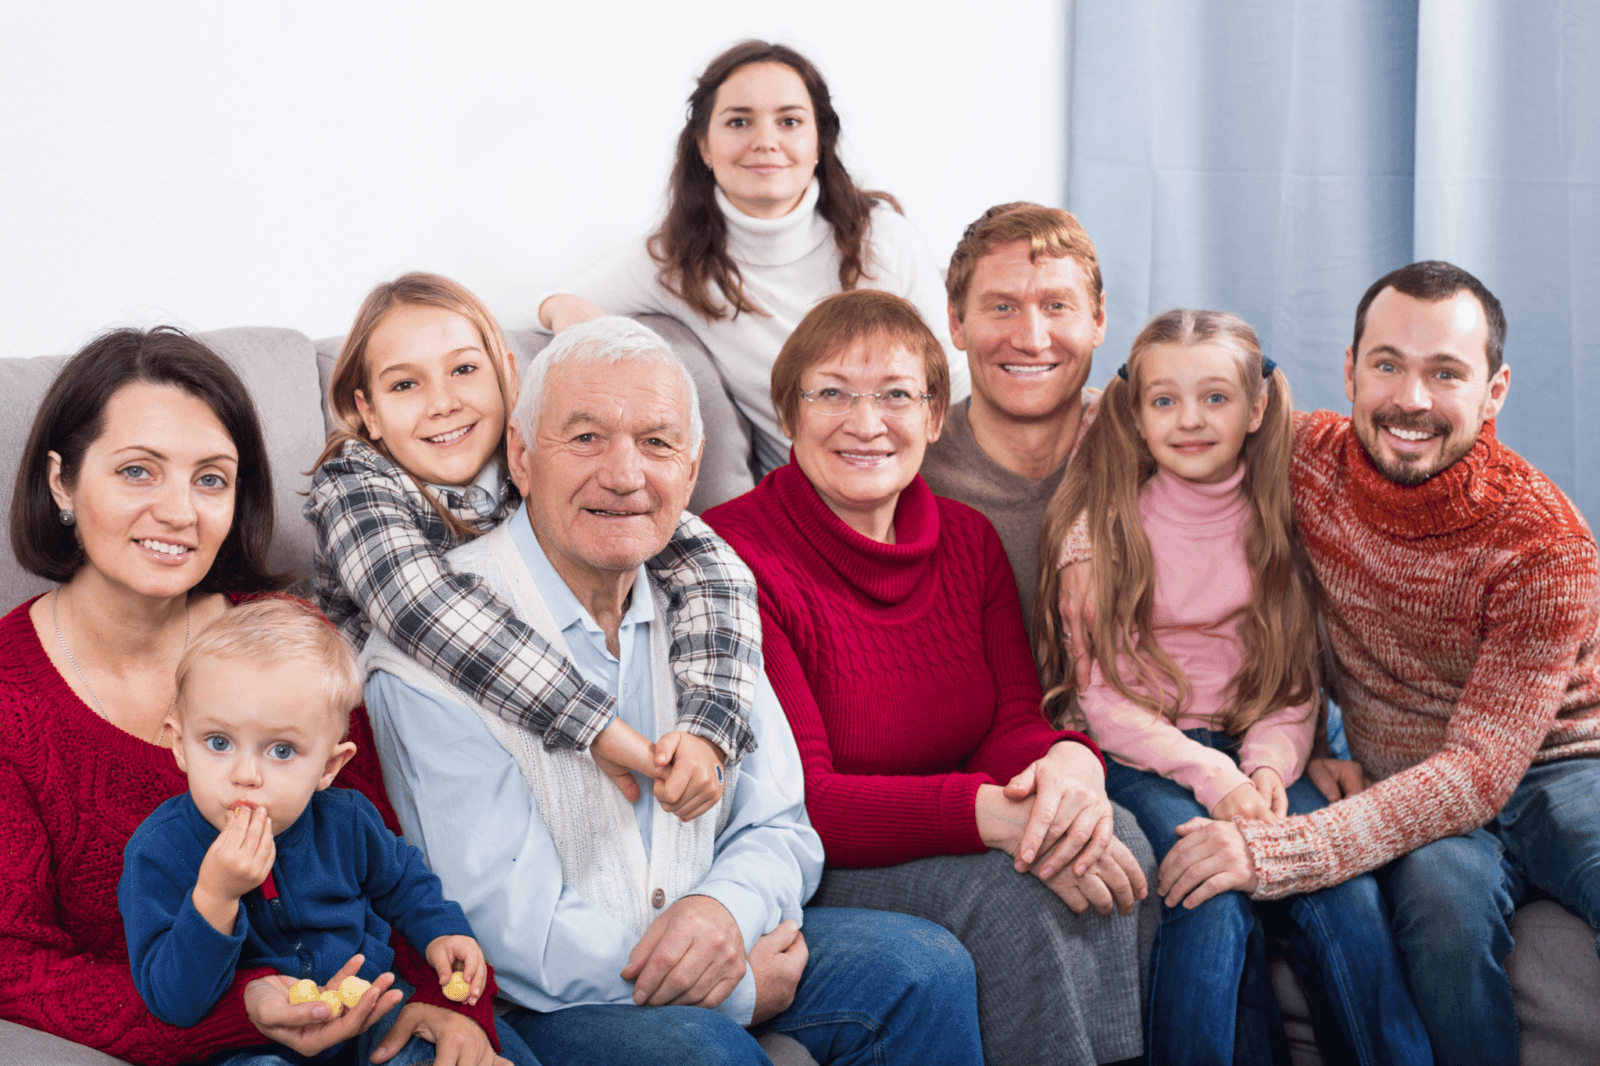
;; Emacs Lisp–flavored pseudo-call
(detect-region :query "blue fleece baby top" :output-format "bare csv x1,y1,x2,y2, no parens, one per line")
119,786,472,1027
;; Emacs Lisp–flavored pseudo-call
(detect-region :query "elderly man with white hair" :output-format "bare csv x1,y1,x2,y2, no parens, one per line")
363,317,983,1066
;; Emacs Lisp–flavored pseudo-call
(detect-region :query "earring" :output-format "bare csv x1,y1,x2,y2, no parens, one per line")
59,509,75,527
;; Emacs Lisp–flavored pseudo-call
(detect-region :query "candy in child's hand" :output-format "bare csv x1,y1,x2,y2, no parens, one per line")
337,976,370,1007
442,971,470,1002
318,989,345,1017
286,979,319,1005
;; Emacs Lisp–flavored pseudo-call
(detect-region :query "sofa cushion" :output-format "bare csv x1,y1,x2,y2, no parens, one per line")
1508,899,1600,1064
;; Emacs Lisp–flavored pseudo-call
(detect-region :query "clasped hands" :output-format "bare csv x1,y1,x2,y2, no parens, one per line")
976,741,1148,916
620,894,806,1026
591,719,726,822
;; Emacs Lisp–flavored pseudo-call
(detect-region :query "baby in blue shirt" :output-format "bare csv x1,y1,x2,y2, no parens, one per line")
119,598,512,1065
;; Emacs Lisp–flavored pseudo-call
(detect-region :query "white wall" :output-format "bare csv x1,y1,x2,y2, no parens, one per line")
1,0,1067,358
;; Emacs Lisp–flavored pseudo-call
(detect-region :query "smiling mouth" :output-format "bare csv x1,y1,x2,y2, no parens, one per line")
1383,427,1437,442
584,508,645,517
138,539,193,557
1001,363,1058,377
425,425,473,445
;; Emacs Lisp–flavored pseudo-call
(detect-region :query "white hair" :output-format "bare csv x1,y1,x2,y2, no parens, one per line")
514,316,704,452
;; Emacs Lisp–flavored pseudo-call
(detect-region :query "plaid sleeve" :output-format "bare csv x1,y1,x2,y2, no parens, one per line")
305,447,616,750
647,515,761,762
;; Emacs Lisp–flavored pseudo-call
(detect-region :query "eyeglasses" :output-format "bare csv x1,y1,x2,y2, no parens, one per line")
798,386,933,417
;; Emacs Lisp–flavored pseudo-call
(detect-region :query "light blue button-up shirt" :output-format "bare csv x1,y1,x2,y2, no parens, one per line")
366,502,822,1023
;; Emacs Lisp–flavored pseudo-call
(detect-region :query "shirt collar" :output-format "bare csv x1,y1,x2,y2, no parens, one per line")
428,456,506,519
509,501,655,638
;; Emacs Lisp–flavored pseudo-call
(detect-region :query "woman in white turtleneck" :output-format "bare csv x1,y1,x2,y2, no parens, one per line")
539,40,966,476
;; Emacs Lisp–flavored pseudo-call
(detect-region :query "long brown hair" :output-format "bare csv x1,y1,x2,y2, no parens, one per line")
650,40,899,322
1036,309,1317,736
312,272,519,541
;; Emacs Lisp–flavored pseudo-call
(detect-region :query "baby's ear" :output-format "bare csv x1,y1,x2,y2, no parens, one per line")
318,740,358,791
166,717,187,771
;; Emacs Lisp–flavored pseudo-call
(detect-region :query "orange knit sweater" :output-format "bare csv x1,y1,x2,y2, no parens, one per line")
1238,412,1600,899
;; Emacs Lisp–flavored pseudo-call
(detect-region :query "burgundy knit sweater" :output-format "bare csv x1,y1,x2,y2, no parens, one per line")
0,594,500,1064
704,461,1098,868
1237,413,1600,899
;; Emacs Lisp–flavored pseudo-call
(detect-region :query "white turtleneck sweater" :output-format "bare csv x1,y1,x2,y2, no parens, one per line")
551,181,969,468
1077,463,1315,812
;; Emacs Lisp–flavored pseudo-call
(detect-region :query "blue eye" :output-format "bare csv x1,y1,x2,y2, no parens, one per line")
205,735,231,753
1206,392,1228,404
119,465,150,480
197,473,228,489
1152,396,1174,408
268,742,296,761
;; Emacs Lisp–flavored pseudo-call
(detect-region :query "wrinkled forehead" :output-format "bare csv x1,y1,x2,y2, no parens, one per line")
541,357,692,431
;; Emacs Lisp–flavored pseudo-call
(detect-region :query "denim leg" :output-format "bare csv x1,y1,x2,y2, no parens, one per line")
503,1003,769,1065
1379,826,1519,1066
1494,756,1600,957
1106,758,1257,1066
762,907,983,1066
1272,777,1431,1066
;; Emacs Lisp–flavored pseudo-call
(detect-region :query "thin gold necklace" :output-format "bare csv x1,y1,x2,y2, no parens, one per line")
52,586,190,744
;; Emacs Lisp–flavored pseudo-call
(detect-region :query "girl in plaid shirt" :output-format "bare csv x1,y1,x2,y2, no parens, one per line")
306,273,758,818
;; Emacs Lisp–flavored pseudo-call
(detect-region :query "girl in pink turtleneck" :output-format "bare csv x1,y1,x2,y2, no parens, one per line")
1037,309,1431,1066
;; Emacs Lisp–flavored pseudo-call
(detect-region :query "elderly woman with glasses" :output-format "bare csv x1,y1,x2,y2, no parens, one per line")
704,289,1158,1066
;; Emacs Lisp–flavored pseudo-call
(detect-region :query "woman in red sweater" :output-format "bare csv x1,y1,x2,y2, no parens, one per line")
704,290,1157,1066
0,328,512,1066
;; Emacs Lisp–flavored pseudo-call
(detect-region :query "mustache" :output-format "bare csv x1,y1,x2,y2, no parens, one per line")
1371,409,1451,436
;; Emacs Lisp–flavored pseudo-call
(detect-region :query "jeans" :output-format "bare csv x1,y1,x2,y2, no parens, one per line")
1378,755,1600,1066
208,977,541,1066
503,906,983,1066
1106,730,1430,1066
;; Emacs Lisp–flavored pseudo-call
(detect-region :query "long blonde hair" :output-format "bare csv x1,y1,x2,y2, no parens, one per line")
313,272,520,540
1036,309,1316,736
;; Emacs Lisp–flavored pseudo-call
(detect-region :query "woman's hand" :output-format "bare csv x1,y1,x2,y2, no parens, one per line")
539,294,605,333
1001,741,1113,879
243,955,401,1056
368,1002,511,1066
1038,836,1148,917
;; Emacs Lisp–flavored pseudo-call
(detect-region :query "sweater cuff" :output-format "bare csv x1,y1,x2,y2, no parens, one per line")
940,774,991,856
1237,815,1334,901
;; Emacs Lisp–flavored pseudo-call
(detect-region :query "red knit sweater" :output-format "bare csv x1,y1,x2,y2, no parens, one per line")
0,594,500,1064
1238,414,1600,898
704,462,1099,868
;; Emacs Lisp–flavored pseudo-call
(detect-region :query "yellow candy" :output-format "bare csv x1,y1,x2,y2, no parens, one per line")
286,979,319,1005
318,989,344,1017
442,971,470,1002
337,976,371,1007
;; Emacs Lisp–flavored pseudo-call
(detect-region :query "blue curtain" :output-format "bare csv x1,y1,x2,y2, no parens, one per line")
1068,0,1600,524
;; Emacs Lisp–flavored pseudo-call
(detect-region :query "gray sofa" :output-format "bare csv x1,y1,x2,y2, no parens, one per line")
1,323,1595,1064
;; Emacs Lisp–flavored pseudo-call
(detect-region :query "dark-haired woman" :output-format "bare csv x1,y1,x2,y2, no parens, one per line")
0,328,522,1066
538,40,967,476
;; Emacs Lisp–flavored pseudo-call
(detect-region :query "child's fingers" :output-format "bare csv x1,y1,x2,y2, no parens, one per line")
654,731,681,768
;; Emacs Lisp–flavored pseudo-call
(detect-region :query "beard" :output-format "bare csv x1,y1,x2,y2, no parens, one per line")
1355,408,1473,485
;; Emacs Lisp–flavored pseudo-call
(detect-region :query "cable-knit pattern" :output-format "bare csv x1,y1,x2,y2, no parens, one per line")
704,463,1100,868
1237,412,1600,899
0,594,499,1062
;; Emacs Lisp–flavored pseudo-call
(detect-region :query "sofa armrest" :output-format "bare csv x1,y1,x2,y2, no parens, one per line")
0,1019,132,1066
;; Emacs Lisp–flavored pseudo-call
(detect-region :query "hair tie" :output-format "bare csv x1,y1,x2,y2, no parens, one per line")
1116,364,1129,381
1262,356,1277,378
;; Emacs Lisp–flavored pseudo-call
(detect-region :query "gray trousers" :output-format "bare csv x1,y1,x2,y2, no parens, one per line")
811,804,1157,1066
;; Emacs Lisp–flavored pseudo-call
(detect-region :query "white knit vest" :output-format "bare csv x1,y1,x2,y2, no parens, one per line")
361,521,735,936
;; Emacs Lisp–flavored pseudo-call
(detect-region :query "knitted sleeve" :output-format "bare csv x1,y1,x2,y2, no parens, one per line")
1239,537,1600,898
962,525,1103,783
0,753,267,1064
305,446,615,750
758,589,993,866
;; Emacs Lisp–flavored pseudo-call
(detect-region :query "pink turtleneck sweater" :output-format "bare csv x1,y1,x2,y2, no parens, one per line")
1078,464,1314,812
704,462,1097,868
